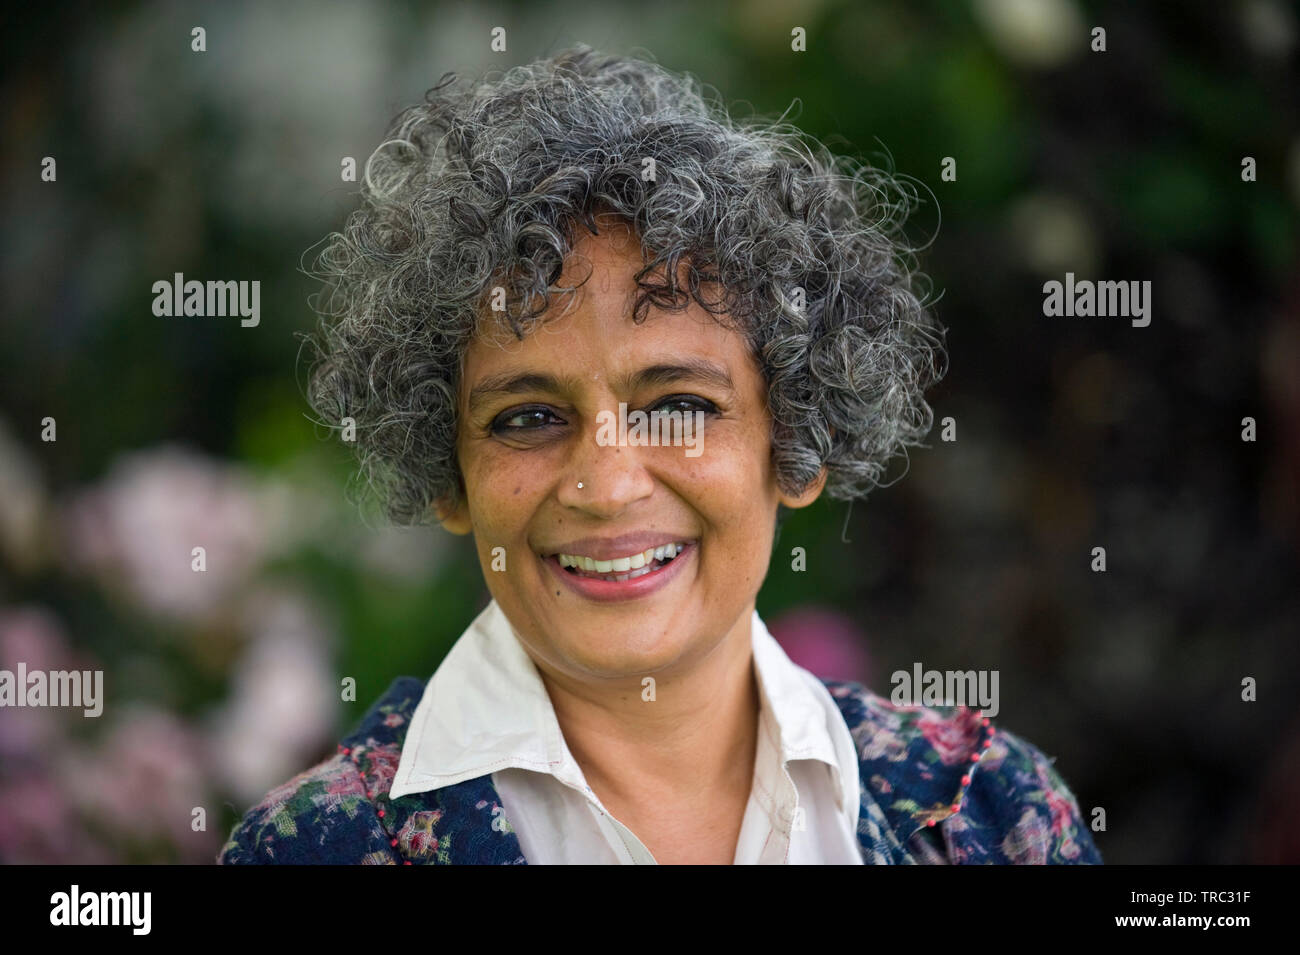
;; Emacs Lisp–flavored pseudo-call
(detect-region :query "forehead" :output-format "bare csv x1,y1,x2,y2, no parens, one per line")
462,223,751,390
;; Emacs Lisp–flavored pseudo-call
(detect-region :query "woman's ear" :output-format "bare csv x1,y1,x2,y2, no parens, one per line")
433,495,473,535
777,466,828,510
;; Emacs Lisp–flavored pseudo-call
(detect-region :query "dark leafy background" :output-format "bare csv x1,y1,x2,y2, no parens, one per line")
1,0,1296,864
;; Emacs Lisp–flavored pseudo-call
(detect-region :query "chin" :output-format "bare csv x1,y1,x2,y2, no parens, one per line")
558,632,689,678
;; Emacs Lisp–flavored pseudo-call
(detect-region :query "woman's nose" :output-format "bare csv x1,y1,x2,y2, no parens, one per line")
555,417,655,516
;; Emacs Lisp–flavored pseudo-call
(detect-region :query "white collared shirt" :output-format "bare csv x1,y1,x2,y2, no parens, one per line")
388,599,863,864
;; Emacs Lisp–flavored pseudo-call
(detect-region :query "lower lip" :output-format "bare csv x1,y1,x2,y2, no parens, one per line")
543,543,695,603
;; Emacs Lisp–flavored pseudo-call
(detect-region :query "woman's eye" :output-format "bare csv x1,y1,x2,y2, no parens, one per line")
650,395,717,416
488,398,714,437
491,406,563,433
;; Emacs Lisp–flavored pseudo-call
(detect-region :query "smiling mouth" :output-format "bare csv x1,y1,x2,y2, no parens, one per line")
547,542,690,583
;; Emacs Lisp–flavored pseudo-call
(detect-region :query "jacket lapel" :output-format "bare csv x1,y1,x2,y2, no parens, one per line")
343,677,527,864
360,675,980,864
822,678,993,864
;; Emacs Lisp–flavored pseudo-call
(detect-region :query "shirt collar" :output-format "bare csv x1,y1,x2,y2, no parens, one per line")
389,598,844,802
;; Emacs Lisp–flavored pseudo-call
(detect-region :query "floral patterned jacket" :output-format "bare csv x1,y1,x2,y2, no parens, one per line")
218,676,1102,865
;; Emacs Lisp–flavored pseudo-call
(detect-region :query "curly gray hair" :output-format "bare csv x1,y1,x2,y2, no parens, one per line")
302,44,947,526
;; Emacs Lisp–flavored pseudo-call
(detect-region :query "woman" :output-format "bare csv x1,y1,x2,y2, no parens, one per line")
219,45,1100,864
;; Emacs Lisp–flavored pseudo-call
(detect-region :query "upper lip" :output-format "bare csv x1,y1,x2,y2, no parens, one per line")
542,533,694,560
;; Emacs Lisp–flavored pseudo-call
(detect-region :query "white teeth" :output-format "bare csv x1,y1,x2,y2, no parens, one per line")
554,542,688,577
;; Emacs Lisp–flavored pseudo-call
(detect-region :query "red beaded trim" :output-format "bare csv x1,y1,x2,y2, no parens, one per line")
946,712,997,820
339,740,402,860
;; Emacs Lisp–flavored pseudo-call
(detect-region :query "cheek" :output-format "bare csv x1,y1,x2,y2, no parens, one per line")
462,445,547,535
662,421,778,562
669,416,774,499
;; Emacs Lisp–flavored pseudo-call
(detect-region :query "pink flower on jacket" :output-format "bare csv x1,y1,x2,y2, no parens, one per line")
1058,835,1082,860
398,810,444,857
1036,758,1080,846
1001,807,1049,864
941,813,975,864
359,740,401,794
323,758,366,798
865,697,904,732
859,726,908,762
917,708,982,766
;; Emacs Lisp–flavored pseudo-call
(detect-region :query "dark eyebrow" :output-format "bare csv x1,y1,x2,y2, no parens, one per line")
467,372,582,413
617,360,735,395
466,359,735,413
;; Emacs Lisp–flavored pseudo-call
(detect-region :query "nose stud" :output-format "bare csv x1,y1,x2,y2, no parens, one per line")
577,482,584,489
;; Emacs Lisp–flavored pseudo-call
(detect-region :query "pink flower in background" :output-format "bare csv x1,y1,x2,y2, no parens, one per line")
0,605,220,862
6,446,362,858
0,604,76,672
0,774,112,864
766,607,872,686
63,704,217,862
0,606,88,761
206,587,338,804
58,444,295,622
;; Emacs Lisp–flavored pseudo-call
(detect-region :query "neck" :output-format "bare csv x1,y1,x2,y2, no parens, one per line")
533,607,761,810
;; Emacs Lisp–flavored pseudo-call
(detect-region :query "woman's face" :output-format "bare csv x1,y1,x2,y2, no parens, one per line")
441,220,823,685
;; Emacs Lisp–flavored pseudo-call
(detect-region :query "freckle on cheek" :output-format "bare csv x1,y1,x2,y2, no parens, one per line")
513,486,521,496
